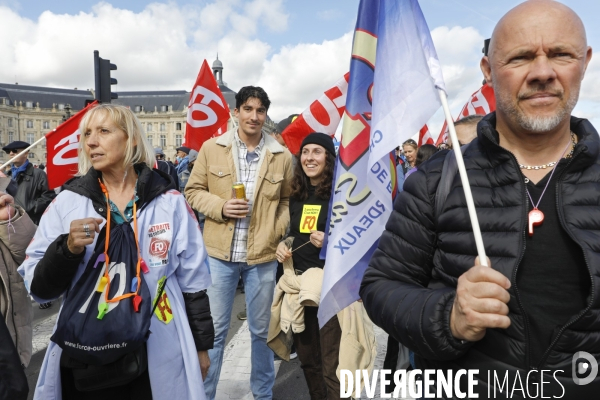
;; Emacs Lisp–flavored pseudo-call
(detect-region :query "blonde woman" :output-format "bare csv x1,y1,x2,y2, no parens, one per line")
19,104,213,400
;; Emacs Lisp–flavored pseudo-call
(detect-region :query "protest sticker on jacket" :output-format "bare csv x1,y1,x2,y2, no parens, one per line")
153,276,173,324
300,205,322,233
147,222,172,267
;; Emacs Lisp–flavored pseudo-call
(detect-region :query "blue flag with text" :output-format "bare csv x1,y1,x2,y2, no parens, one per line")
318,0,446,327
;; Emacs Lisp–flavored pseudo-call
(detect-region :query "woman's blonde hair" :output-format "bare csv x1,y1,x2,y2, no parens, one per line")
77,104,155,175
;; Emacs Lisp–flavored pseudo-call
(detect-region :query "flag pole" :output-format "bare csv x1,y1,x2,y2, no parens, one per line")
438,89,489,267
0,136,47,170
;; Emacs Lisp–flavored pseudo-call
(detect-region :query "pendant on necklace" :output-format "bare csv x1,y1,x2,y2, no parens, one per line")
528,208,544,236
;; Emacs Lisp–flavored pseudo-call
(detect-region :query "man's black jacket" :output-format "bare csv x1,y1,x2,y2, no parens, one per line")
360,113,600,397
9,163,55,225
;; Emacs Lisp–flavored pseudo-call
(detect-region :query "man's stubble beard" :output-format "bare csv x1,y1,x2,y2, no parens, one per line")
495,81,579,133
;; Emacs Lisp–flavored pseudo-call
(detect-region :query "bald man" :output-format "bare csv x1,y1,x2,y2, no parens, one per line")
361,1,599,397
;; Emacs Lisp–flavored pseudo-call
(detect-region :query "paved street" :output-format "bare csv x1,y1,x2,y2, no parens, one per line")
26,288,412,400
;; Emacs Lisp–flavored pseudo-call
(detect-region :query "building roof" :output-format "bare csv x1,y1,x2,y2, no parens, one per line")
0,83,94,110
114,90,190,112
0,57,238,113
219,85,236,110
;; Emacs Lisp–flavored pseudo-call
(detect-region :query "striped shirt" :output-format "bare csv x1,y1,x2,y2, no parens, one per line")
230,132,265,262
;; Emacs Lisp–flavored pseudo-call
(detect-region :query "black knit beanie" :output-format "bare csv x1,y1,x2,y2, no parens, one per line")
300,132,336,157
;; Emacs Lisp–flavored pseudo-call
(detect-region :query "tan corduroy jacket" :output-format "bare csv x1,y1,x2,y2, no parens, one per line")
185,128,293,264
0,205,36,367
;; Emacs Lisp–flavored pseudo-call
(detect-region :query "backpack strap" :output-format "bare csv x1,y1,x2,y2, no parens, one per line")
434,142,472,221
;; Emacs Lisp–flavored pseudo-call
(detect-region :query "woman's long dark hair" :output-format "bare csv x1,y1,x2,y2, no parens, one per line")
290,151,335,201
415,144,439,167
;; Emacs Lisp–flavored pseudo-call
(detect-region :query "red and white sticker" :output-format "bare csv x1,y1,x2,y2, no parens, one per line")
147,222,172,267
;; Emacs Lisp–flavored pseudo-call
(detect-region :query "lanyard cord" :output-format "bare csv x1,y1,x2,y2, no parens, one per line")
98,179,142,304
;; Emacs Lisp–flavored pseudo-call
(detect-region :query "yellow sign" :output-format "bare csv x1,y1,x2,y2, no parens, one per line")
153,277,173,324
300,205,321,233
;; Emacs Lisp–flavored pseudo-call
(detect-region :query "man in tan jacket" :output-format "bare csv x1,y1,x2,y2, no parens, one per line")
186,86,292,400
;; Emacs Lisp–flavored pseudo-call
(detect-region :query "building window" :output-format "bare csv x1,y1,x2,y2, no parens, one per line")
29,153,36,159
160,123,166,132
58,104,65,110
147,123,153,132
175,135,182,147
176,122,182,131
26,120,33,128
43,121,50,130
7,118,12,128
27,133,35,144
134,105,141,112
161,105,167,112
147,135,153,145
25,101,33,108
8,132,13,143
160,135,166,148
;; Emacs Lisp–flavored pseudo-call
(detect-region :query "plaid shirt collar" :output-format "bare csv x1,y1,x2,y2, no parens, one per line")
234,130,265,155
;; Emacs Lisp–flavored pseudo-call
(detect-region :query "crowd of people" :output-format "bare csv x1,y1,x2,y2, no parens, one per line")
0,1,598,399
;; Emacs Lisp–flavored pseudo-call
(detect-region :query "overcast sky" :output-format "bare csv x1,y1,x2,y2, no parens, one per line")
2,0,600,138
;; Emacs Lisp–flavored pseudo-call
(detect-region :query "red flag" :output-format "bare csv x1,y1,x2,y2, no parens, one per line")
436,83,496,145
281,73,349,155
418,125,434,146
46,101,98,189
185,60,230,150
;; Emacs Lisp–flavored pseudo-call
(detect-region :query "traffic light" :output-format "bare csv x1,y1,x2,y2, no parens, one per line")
94,50,118,103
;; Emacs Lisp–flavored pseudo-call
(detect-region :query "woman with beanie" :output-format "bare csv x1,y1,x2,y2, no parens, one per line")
275,132,341,400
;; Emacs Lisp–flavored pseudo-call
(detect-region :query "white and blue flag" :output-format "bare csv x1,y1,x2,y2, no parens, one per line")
319,0,446,327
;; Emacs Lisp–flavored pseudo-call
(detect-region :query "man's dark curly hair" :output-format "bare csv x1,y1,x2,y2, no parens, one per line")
290,151,335,201
235,86,271,111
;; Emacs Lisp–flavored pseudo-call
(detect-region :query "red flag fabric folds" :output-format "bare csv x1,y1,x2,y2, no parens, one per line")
418,124,434,146
436,83,496,145
281,73,349,155
45,100,98,189
185,60,230,150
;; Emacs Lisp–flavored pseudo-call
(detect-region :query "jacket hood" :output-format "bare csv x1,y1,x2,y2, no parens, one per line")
63,163,175,220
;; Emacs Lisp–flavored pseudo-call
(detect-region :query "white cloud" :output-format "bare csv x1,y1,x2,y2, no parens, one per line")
257,33,352,121
3,3,600,133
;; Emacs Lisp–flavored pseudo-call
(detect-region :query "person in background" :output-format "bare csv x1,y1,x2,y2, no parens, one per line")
179,150,198,193
400,139,417,175
175,146,190,175
3,141,56,226
184,150,205,230
154,147,179,188
0,187,36,370
3,141,56,310
447,114,484,149
275,132,340,400
19,104,213,400
405,144,438,179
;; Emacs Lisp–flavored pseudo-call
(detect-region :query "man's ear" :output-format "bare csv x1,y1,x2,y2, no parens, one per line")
480,56,493,88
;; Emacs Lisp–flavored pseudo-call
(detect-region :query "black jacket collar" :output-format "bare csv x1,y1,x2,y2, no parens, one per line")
477,112,600,171
63,163,175,219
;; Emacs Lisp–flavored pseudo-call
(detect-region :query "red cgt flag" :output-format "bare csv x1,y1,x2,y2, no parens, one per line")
46,100,98,189
436,83,496,145
185,60,230,151
281,73,350,155
418,124,434,146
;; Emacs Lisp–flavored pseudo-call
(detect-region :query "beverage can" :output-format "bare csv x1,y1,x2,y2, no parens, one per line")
232,182,246,200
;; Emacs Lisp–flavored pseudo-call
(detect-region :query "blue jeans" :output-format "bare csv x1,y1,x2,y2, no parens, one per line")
204,257,277,400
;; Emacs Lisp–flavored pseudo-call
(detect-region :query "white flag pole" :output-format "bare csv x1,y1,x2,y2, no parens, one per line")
438,89,489,267
0,136,47,170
